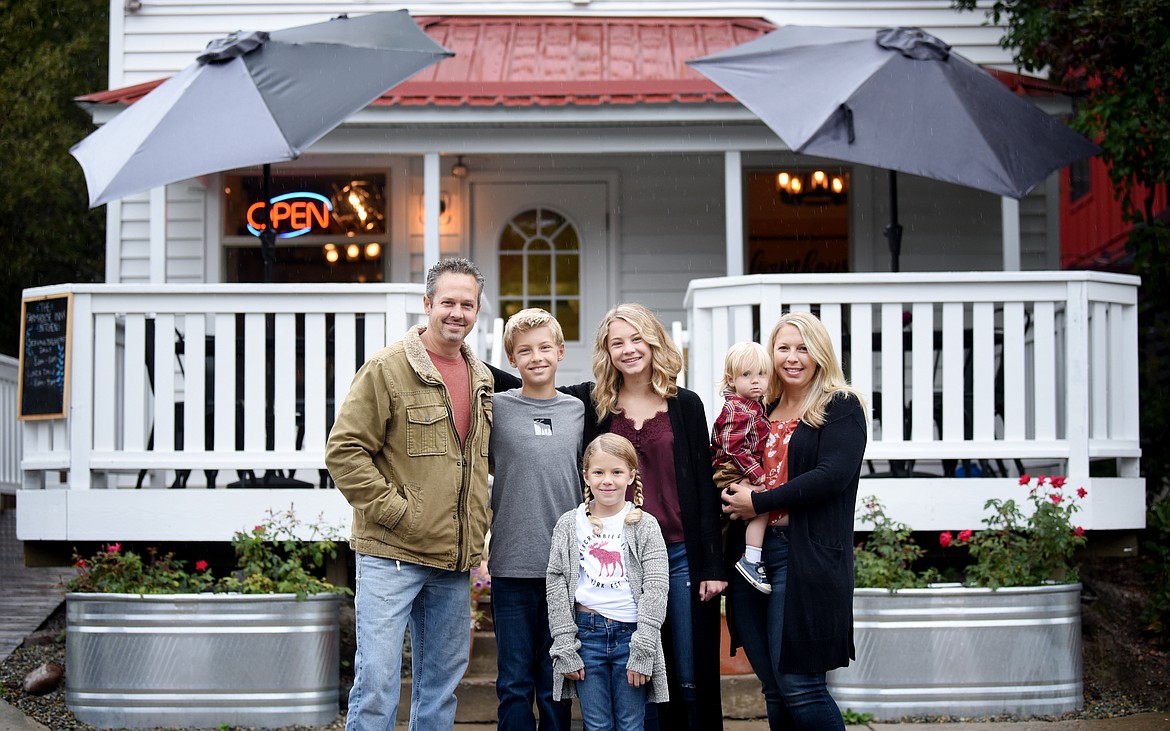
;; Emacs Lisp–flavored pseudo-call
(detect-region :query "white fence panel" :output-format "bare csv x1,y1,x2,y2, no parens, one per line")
0,354,20,493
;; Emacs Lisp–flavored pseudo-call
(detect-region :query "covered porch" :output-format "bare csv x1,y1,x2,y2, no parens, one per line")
13,270,1143,546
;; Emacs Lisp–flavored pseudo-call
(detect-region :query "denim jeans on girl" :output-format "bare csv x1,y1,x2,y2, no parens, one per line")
346,553,471,731
575,610,648,731
644,540,698,730
729,527,846,731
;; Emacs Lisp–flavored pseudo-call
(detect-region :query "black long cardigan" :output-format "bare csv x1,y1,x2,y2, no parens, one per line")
491,368,727,728
725,392,867,674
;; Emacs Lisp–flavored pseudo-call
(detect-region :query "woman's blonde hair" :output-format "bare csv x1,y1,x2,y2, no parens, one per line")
719,341,771,393
581,434,644,535
590,303,682,423
765,311,866,428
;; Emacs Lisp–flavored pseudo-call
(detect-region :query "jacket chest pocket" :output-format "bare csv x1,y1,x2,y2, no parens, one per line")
406,404,449,456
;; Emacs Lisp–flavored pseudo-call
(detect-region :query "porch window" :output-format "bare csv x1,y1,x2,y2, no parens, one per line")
498,208,581,341
222,172,389,283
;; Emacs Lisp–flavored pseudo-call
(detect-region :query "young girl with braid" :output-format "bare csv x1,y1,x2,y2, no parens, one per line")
546,434,670,731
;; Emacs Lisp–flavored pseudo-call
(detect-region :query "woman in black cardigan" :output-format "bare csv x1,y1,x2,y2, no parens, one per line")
722,311,867,731
493,303,727,730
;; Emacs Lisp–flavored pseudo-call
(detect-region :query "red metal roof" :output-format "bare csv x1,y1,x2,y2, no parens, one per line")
79,16,776,108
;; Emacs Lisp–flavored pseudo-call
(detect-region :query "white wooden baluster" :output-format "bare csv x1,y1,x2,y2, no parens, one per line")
185,314,207,460
243,314,265,452
971,303,995,441
273,313,297,454
1032,302,1057,442
940,302,965,442
303,313,326,454
213,314,236,457
911,303,934,442
1002,302,1026,441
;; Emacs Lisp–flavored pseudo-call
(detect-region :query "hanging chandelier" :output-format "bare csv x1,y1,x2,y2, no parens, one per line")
776,169,849,205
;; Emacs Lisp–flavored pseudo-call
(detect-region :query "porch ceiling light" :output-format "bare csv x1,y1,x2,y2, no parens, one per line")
451,156,469,178
777,169,848,205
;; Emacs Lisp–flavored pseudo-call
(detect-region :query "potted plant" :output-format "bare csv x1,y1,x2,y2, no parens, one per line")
64,508,351,730
831,476,1087,720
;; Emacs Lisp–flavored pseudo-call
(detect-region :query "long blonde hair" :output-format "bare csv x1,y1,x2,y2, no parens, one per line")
765,311,866,428
590,303,682,423
582,434,645,536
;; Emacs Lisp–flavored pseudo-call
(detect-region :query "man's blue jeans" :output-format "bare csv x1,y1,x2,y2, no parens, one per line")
491,577,571,731
575,610,648,731
346,553,470,731
729,528,846,731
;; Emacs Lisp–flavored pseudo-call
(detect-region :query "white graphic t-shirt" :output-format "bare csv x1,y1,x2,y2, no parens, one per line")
574,502,638,623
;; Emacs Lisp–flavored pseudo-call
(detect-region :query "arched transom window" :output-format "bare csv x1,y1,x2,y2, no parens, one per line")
498,207,581,341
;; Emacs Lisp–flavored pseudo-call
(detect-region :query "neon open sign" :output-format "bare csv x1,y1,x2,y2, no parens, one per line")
247,192,333,238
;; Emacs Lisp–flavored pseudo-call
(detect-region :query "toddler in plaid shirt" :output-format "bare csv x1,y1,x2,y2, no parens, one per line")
710,341,774,594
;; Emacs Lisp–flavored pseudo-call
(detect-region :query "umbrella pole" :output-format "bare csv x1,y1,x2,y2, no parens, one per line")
260,163,276,283
883,169,904,273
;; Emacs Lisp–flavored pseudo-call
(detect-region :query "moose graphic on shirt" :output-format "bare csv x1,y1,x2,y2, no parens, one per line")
588,544,625,577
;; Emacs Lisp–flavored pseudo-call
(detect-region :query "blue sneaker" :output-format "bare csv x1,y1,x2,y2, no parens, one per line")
735,555,771,594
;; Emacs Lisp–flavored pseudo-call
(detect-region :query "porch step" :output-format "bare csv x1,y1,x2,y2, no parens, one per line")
395,630,766,724
0,508,75,662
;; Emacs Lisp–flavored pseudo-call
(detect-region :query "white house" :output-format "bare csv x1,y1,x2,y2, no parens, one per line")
14,1,1143,552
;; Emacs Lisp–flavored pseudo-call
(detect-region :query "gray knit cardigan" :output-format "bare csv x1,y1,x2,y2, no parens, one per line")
545,506,670,703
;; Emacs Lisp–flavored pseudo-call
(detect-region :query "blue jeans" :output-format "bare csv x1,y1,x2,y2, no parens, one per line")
663,542,696,691
644,541,697,730
346,553,470,731
575,610,648,731
491,577,571,731
730,528,845,731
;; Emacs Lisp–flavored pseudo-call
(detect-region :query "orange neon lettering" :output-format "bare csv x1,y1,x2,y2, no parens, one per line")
246,197,330,233
310,203,329,229
247,201,267,230
270,201,292,229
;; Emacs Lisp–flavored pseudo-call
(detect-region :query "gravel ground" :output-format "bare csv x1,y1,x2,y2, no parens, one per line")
2,562,1165,730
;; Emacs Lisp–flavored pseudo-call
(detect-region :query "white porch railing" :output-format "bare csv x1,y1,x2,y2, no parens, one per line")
685,272,1144,532
15,274,1144,542
1,354,21,494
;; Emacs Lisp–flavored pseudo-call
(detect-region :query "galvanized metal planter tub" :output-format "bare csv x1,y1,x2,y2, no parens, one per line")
65,592,340,729
827,583,1082,720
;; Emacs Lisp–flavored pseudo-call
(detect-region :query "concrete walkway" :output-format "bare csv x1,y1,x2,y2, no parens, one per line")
2,697,1166,731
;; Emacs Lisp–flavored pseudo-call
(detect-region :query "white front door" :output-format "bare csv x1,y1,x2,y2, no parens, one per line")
471,179,612,385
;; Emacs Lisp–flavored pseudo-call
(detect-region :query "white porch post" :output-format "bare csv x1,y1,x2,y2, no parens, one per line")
423,152,441,270
1001,196,1021,271
725,151,744,276
149,187,166,283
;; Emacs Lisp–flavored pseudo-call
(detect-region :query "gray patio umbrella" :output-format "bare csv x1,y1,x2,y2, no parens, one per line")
70,10,452,280
688,26,1100,271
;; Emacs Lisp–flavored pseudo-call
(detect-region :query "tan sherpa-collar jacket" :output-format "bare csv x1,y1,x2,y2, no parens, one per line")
325,324,493,571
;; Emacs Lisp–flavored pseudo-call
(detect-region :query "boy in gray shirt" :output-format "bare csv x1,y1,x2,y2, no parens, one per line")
488,308,584,731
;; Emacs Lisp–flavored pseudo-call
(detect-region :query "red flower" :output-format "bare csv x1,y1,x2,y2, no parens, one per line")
195,560,209,572
1037,475,1049,485
107,542,122,554
1074,526,1085,537
1077,487,1087,499
75,558,87,569
1051,477,1067,489
254,525,264,533
958,529,973,543
1018,474,1031,485
939,531,953,548
1050,494,1063,505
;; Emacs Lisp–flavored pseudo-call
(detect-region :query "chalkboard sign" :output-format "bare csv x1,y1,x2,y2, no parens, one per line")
18,293,72,420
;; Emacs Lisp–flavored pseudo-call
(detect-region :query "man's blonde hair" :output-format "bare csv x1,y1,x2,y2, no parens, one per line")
720,341,771,393
503,308,565,357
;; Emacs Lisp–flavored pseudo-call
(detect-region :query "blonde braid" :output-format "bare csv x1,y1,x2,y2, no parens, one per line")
583,484,604,536
625,470,645,525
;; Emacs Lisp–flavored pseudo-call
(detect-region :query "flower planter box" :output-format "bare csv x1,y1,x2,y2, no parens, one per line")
827,583,1082,720
65,592,340,729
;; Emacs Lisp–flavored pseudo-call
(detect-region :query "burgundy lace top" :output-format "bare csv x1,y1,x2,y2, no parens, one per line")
610,409,685,543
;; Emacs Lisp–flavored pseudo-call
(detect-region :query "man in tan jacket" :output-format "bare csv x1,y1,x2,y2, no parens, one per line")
326,257,493,731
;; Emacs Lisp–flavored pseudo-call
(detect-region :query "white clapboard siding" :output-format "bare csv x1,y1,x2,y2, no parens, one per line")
110,2,1013,86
